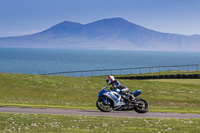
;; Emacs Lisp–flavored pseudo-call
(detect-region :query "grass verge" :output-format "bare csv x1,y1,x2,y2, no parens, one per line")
1,112,200,133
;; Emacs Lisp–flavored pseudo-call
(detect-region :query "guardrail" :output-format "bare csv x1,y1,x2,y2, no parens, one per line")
42,64,199,77
116,74,200,80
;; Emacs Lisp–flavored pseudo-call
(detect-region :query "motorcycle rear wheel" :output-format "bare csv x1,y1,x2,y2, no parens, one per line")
96,97,113,112
133,98,149,113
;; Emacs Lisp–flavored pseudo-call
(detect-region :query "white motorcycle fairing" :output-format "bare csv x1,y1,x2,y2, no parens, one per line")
102,91,125,107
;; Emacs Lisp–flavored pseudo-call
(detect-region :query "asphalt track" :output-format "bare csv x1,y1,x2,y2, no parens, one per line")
0,106,200,119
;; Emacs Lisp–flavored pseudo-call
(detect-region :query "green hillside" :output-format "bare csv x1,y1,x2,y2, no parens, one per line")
1,73,200,113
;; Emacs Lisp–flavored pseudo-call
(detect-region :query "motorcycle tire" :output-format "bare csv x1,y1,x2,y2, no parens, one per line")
133,98,149,113
96,97,113,112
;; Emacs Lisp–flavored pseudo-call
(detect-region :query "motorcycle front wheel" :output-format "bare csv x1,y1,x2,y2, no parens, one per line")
133,98,149,113
96,97,113,112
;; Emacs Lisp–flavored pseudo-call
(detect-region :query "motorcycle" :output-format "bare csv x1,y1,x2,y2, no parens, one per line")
96,86,149,113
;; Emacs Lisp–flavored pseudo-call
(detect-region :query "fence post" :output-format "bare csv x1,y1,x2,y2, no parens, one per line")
120,69,122,75
91,71,93,76
149,67,152,73
101,70,103,76
130,68,132,74
73,72,75,77
178,65,180,72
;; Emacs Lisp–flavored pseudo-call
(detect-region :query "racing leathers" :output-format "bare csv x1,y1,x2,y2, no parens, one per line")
110,80,133,100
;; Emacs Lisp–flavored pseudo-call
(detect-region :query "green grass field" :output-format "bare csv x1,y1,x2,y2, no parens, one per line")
1,113,200,133
1,72,200,132
0,72,200,113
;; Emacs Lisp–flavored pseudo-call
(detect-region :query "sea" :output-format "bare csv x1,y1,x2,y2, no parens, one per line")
0,47,200,76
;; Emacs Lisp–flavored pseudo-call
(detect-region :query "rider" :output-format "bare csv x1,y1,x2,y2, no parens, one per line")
106,75,133,100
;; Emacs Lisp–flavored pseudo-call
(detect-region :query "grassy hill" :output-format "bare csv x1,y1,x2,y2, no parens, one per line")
1,73,200,113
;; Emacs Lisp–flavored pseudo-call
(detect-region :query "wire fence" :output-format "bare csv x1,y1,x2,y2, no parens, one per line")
42,64,200,77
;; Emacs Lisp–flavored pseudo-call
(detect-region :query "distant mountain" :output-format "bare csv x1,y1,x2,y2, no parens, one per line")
0,17,200,51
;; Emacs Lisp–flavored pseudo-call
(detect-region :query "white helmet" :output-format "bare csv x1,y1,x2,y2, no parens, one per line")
106,76,115,85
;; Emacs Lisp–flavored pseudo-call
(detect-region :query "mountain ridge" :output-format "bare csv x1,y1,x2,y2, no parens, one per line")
0,17,200,51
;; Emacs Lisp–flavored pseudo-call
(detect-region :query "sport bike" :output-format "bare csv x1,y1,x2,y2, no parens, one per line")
96,86,149,113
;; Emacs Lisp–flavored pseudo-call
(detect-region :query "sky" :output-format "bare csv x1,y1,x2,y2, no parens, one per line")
0,0,200,37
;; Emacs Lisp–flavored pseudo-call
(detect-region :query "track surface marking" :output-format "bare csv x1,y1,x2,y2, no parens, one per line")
0,106,200,118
